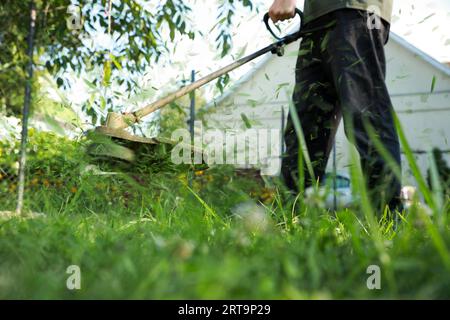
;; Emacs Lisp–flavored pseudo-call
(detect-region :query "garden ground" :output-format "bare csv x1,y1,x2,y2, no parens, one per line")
0,131,449,299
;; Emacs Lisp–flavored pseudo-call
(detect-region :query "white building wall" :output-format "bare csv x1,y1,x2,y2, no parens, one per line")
204,33,450,184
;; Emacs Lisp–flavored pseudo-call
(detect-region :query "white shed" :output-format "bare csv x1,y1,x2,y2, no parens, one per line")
202,32,450,184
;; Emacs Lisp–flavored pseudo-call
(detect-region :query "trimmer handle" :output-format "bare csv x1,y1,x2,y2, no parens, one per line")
263,8,303,40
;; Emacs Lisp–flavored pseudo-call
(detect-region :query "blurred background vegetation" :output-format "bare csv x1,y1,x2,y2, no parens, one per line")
0,0,254,124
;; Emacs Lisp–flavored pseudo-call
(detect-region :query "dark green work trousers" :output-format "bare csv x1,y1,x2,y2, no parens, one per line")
282,9,401,210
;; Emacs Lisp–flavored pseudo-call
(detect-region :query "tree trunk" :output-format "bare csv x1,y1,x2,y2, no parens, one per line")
16,1,36,215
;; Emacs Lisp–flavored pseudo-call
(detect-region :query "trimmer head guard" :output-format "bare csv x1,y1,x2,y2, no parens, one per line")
86,126,187,163
86,126,159,162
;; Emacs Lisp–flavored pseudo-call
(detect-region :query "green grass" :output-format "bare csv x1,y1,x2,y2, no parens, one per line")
0,131,449,299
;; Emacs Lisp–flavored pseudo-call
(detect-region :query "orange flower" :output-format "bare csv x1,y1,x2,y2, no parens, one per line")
194,170,204,177
70,187,78,194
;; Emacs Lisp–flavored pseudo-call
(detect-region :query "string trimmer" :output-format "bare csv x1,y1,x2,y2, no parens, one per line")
88,9,305,162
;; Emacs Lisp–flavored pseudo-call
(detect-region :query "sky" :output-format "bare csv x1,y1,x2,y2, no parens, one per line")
61,0,450,120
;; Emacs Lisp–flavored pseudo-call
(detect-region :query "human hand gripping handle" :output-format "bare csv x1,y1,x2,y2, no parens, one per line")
268,0,297,22
264,8,303,40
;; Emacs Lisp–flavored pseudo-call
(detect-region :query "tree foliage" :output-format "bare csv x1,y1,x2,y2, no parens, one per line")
0,0,254,118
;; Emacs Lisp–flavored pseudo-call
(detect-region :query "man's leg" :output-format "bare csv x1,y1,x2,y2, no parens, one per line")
323,9,401,211
282,28,340,193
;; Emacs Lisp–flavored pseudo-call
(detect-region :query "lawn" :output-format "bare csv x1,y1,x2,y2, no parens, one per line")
0,131,449,299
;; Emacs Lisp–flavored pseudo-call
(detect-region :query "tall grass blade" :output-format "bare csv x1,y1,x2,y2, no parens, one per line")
393,113,436,211
364,120,402,182
393,114,450,270
186,185,227,226
344,114,397,293
428,151,444,215
286,93,316,192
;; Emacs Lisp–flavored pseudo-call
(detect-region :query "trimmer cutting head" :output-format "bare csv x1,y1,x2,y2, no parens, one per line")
86,125,159,162
87,123,204,164
87,138,137,162
86,120,187,163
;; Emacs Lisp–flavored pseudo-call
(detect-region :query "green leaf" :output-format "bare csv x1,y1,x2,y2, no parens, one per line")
431,75,437,93
240,113,252,129
103,60,112,87
56,77,64,87
84,79,97,90
110,54,123,70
